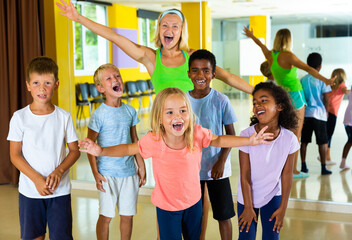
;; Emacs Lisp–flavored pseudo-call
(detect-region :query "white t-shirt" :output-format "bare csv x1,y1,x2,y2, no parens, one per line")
7,105,78,199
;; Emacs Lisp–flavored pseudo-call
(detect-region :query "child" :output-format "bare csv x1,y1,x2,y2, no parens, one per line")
326,69,350,163
7,57,80,240
237,82,299,240
79,87,273,240
187,49,237,240
300,53,332,175
87,63,146,240
340,87,352,170
260,61,274,82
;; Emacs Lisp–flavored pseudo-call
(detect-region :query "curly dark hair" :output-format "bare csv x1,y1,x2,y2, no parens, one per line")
250,82,298,130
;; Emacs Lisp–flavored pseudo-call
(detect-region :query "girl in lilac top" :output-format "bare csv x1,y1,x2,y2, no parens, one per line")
237,82,300,240
341,90,352,170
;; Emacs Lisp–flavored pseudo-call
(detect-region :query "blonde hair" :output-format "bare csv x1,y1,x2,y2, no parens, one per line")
153,9,189,52
272,28,292,52
331,68,346,90
260,61,272,78
93,63,120,86
150,87,195,151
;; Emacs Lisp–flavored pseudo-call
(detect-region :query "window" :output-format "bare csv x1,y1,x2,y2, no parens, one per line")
73,3,108,76
138,10,159,72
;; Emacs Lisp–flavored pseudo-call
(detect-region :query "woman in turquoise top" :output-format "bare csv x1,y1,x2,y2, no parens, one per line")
57,1,254,95
244,27,335,178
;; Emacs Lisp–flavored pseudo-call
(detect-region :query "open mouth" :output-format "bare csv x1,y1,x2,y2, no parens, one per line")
113,85,122,92
164,36,173,44
196,80,206,85
256,110,265,116
37,94,47,99
172,123,184,131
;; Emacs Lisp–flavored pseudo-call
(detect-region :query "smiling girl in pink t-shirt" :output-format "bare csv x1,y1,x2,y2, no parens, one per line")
80,88,272,240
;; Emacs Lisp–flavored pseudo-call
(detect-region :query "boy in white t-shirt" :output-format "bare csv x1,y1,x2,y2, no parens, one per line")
7,57,80,240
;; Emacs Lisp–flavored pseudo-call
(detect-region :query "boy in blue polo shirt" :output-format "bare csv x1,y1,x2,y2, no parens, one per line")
300,52,332,175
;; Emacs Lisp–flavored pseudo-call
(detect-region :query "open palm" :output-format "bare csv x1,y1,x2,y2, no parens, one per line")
56,0,80,21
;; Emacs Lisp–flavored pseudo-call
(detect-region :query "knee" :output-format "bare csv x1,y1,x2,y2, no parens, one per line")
99,215,112,224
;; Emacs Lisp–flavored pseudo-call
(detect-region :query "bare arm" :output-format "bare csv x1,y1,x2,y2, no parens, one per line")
342,84,350,94
210,126,272,148
130,126,146,187
10,141,52,196
87,129,107,192
238,150,257,233
270,152,295,233
323,92,329,115
79,137,140,157
56,0,155,68
289,53,335,85
243,27,272,60
211,124,235,180
46,141,80,191
215,66,254,94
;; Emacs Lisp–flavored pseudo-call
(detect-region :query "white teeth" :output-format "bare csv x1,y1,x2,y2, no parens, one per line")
257,110,265,114
196,80,206,84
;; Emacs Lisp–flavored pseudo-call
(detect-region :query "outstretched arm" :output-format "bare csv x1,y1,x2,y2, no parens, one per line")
270,152,295,233
56,0,155,68
79,138,139,157
238,150,257,233
210,126,273,148
243,26,272,60
289,53,336,85
215,66,254,94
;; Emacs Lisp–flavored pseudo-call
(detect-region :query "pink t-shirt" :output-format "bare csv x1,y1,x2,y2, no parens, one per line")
328,82,347,116
138,124,212,211
237,125,300,208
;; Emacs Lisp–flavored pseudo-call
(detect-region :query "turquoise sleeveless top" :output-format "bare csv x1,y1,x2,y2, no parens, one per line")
150,48,194,94
270,51,302,92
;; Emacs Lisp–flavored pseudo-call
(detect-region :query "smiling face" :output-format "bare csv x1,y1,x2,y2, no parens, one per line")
188,59,215,94
159,14,182,50
161,93,190,138
97,68,123,100
252,89,282,126
26,73,58,105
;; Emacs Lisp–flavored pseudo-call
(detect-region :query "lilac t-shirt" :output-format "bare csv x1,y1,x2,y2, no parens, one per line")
237,125,300,208
343,92,352,126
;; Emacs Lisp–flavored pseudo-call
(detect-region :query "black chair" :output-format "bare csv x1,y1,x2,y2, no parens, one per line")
136,80,153,111
76,83,91,127
147,79,155,95
89,83,105,111
125,81,142,112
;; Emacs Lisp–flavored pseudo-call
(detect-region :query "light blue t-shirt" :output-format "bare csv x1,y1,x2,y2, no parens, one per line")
301,74,331,121
187,89,237,180
88,103,139,177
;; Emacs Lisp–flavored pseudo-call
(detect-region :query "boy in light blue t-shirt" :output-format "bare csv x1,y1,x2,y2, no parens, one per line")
187,49,237,239
87,63,146,240
300,52,332,176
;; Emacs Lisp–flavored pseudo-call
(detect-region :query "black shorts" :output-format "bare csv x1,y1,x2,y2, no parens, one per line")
301,117,328,145
201,177,235,221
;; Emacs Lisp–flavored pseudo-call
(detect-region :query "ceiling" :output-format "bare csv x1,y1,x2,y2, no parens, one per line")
94,0,352,25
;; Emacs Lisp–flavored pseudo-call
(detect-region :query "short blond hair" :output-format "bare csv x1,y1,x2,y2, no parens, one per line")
150,87,195,152
331,68,346,90
273,28,292,52
153,9,189,52
93,63,120,86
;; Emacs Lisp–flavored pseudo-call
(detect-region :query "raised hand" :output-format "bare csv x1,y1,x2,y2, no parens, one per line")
325,75,337,86
56,0,80,22
243,26,254,38
249,126,273,146
238,207,258,233
79,138,103,156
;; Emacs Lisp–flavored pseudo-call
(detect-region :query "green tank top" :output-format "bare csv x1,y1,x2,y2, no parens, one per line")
150,48,194,94
270,51,302,92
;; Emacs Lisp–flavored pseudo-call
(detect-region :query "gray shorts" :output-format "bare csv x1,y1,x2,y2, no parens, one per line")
99,175,139,218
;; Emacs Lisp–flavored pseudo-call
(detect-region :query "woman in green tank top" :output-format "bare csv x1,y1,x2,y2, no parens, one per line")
57,1,254,95
244,27,336,178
